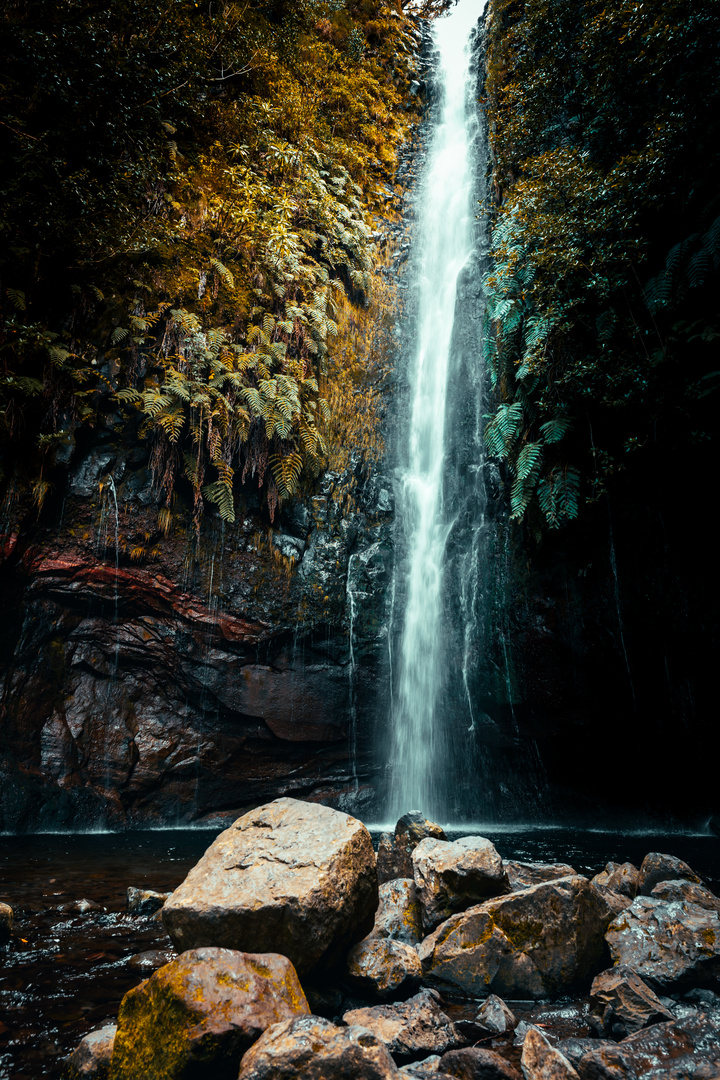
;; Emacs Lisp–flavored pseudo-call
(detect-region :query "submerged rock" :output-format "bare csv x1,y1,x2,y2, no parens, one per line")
126,887,171,917
419,876,613,999
636,852,703,896
344,989,466,1062
606,897,720,990
589,965,674,1037
474,994,518,1036
66,1024,117,1079
370,878,424,945
413,836,510,931
440,1047,522,1080
109,947,310,1080
161,798,377,973
504,862,577,892
59,898,103,915
237,1016,399,1079
520,1026,579,1080
347,937,423,999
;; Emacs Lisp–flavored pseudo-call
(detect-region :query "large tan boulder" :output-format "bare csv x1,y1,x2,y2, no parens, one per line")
161,798,378,973
413,836,510,931
67,1025,116,1079
237,1016,400,1079
109,948,309,1080
419,876,613,999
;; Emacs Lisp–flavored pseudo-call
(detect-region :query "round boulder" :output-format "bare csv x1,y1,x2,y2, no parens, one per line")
161,798,378,974
109,948,310,1080
237,1016,399,1079
347,938,423,999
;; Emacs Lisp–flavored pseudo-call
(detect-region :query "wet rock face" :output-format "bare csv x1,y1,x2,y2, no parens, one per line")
520,1026,579,1080
161,798,378,974
67,1024,117,1080
580,1011,720,1080
0,459,393,831
419,876,613,1000
237,1016,400,1080
504,862,577,892
636,852,703,896
440,1047,522,1080
606,897,720,990
109,947,309,1080
370,879,424,946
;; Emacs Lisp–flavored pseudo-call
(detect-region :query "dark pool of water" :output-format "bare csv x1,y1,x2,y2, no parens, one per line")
0,826,718,1079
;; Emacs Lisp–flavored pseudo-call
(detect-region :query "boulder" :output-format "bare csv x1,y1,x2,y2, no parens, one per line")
419,876,613,999
474,994,517,1036
574,1043,635,1079
237,1016,399,1079
651,879,720,913
440,1047,522,1079
589,885,632,919
344,989,466,1062
590,863,638,900
66,1024,117,1079
520,1027,579,1080
394,813,447,878
0,901,12,942
579,1011,720,1079
413,836,510,931
370,879,424,945
161,798,378,974
589,965,674,1037
606,897,720,990
109,948,310,1080
399,1056,444,1077
127,887,171,917
347,938,423,999
378,833,398,885
636,852,702,896
504,863,577,892
555,1039,611,1072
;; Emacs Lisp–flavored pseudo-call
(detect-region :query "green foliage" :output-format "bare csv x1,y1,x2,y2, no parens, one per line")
484,0,720,529
0,0,420,523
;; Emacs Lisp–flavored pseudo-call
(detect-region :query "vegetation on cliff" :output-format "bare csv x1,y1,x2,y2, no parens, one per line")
483,0,720,530
0,0,418,531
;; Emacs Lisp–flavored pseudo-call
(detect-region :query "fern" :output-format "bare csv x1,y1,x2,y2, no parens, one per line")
539,416,570,444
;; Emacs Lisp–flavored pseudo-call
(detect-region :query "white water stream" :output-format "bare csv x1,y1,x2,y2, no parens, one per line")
389,0,485,819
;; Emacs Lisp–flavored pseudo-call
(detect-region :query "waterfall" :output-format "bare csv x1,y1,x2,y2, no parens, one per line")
388,0,486,821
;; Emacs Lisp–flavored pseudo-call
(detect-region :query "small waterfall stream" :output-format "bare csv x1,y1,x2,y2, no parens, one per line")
388,0,486,820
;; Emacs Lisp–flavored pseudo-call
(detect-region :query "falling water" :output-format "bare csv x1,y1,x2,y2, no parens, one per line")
388,0,485,820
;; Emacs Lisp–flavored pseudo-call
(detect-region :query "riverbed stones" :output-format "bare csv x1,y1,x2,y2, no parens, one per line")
579,1011,720,1079
109,947,310,1080
347,937,423,999
504,863,577,892
67,1024,117,1079
605,897,720,990
413,836,510,931
344,989,466,1062
440,1047,522,1080
126,887,171,916
161,798,378,973
0,901,12,942
370,879,424,945
589,965,674,1037
419,876,613,999
237,1016,400,1079
474,994,518,1036
520,1026,579,1080
636,852,703,896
